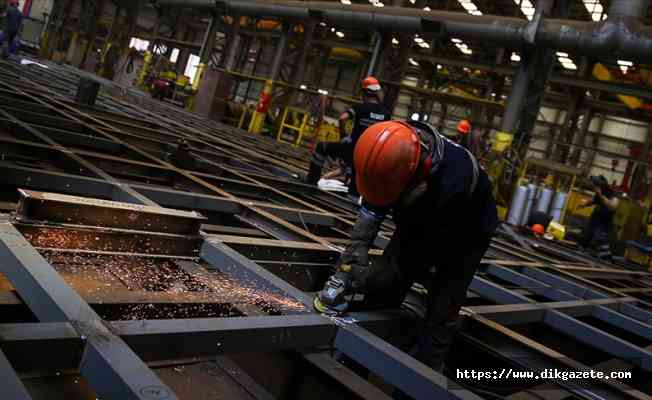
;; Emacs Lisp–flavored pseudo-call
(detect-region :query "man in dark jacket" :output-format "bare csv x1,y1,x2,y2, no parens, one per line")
315,120,499,374
305,76,391,195
1,0,22,57
579,175,619,258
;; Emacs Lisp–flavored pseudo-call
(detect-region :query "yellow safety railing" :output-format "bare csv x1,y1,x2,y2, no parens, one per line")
238,104,255,130
277,106,310,147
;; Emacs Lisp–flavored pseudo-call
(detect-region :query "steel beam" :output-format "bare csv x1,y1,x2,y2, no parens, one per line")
485,265,652,341
335,325,484,400
473,270,652,373
0,349,31,400
0,217,177,400
463,297,637,325
463,315,645,400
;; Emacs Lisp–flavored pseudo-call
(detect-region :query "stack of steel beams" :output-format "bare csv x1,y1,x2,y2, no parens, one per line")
0,58,651,400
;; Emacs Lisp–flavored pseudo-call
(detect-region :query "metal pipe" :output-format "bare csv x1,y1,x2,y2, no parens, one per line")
500,54,531,133
270,26,290,80
609,0,651,19
154,0,652,63
367,32,383,77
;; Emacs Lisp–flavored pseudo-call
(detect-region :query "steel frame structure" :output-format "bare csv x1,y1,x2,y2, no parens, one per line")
0,57,651,400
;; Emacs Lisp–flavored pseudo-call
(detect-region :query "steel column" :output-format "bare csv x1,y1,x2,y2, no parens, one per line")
270,25,290,81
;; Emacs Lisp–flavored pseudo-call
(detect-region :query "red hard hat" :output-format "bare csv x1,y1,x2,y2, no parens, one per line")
362,76,381,92
457,120,472,135
532,224,545,235
354,121,422,207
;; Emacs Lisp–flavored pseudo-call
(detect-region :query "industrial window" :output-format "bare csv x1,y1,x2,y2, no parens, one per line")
170,48,180,63
129,38,150,52
184,54,201,83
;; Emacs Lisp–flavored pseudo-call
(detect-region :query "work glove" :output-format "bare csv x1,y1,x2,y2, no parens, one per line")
338,207,383,290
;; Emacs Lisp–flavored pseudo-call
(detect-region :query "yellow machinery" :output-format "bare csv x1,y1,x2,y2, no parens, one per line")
593,63,644,110
249,80,274,134
614,197,646,242
315,122,340,143
277,107,310,147
484,130,515,217
137,51,153,88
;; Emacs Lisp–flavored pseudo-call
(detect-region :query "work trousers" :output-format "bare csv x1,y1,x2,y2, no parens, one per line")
362,231,492,373
0,31,17,57
580,218,612,248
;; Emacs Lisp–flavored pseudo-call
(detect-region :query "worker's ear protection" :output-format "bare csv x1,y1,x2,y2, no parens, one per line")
405,126,435,189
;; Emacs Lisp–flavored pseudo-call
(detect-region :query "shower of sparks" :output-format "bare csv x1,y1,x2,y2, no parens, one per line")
23,228,306,319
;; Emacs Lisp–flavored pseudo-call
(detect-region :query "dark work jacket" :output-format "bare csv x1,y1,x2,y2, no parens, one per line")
5,6,22,34
348,102,391,146
589,188,616,230
366,137,499,244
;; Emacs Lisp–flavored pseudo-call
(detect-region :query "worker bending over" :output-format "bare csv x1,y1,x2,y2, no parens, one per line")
305,76,391,195
315,120,498,374
579,175,619,258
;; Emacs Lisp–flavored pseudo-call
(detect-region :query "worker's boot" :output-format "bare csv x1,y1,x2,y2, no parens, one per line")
314,271,352,314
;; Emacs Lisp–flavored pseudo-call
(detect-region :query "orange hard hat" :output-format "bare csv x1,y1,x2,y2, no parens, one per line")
532,224,545,235
457,120,472,135
362,76,381,92
354,121,422,207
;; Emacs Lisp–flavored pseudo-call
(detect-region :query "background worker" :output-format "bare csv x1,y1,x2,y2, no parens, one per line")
1,0,22,58
305,76,391,195
315,120,499,375
579,175,619,258
456,119,472,148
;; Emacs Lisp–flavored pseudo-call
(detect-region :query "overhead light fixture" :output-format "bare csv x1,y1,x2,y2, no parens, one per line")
418,42,430,49
300,84,307,90
330,27,336,32
413,36,424,43
335,31,344,38
458,47,472,55
318,89,329,95
452,39,472,55
457,0,483,16
411,112,420,121
340,0,351,4
513,0,535,20
409,58,419,66
392,37,399,45
423,6,431,11
582,0,606,21
511,52,521,62
618,60,633,74
436,64,442,70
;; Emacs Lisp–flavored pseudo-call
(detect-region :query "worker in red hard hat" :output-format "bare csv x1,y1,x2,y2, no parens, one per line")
456,119,472,147
1,0,22,58
315,119,498,375
305,76,391,196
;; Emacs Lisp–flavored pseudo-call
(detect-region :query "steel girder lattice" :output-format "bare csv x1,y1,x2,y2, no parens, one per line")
0,57,651,400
